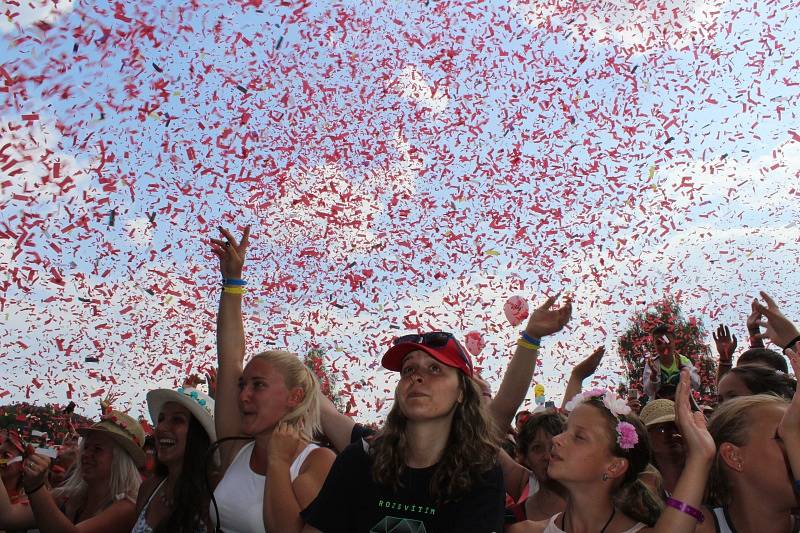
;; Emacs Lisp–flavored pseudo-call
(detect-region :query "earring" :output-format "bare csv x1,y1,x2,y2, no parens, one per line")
602,473,609,481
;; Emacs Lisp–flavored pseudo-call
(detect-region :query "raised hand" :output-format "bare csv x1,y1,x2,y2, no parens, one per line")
745,299,764,348
674,369,715,463
21,452,51,492
205,368,218,399
646,355,660,378
523,294,572,339
209,225,251,279
712,324,737,365
778,348,800,445
572,346,605,381
754,291,800,349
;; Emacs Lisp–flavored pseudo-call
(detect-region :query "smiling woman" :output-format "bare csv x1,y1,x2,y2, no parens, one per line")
0,408,143,533
130,386,216,532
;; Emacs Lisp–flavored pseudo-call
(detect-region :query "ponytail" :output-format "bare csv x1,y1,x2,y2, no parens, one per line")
613,472,664,527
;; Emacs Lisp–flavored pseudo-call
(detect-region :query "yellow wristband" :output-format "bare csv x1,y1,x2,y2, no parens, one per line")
516,339,539,351
222,286,247,295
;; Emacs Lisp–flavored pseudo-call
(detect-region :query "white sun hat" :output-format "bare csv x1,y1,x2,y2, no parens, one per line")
146,387,216,443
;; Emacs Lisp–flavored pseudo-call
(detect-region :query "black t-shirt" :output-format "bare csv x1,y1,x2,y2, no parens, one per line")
301,438,505,533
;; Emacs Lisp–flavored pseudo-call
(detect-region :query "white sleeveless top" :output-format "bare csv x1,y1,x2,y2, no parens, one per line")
211,441,319,533
544,513,646,533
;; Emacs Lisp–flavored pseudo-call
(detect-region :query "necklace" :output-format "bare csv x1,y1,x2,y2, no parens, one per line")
560,506,616,533
158,483,173,507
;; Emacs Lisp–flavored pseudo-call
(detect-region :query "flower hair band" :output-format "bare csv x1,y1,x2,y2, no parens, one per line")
564,388,639,450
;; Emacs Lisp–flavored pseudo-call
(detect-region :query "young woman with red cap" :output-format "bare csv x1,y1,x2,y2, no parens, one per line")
301,331,504,532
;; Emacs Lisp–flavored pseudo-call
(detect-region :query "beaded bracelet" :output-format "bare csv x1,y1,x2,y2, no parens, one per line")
516,339,539,351
223,278,247,286
222,286,247,295
519,331,541,346
665,497,704,523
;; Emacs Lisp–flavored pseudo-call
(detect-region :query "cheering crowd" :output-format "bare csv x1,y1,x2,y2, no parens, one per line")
1,226,798,533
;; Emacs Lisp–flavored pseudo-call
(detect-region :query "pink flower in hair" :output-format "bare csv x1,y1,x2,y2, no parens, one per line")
616,422,639,450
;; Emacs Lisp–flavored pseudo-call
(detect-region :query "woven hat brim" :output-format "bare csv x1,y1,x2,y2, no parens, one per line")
77,426,146,467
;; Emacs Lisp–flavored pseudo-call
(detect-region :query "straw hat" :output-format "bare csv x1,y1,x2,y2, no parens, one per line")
77,410,146,467
639,399,676,428
146,387,216,443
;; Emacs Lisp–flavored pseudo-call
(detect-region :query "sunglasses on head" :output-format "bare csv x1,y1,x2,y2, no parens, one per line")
393,331,473,371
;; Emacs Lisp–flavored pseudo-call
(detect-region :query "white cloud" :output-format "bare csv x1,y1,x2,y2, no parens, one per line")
511,0,724,51
0,0,75,34
396,65,449,114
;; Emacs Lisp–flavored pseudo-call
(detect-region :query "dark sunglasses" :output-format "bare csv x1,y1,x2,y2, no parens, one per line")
393,331,473,371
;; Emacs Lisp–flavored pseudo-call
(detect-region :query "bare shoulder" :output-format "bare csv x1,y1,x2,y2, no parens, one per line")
134,477,162,513
507,519,548,533
300,446,336,473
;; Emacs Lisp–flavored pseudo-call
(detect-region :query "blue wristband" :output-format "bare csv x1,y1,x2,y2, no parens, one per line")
223,278,247,286
520,331,541,346
795,480,800,494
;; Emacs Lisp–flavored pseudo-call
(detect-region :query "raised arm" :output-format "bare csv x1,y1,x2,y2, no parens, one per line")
753,291,800,351
746,299,765,349
651,369,715,533
713,324,737,382
490,295,572,434
642,356,660,400
210,225,250,468
0,458,35,530
779,348,800,485
11,453,136,533
319,394,356,453
560,346,605,409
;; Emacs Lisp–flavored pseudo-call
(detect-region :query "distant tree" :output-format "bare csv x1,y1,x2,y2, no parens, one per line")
618,297,718,405
0,402,92,444
304,348,345,412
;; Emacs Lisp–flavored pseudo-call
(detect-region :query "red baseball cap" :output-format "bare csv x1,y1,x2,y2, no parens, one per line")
382,332,473,376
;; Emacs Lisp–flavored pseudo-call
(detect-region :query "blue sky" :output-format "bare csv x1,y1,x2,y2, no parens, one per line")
1,0,799,421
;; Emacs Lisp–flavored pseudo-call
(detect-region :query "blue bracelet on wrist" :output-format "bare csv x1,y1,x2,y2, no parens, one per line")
794,480,800,494
223,278,247,286
520,331,541,346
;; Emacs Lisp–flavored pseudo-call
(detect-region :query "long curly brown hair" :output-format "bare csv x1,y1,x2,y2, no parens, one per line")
369,373,499,504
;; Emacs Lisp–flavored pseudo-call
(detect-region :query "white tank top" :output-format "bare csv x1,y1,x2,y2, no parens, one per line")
711,508,734,533
711,507,799,533
211,441,319,533
543,513,646,533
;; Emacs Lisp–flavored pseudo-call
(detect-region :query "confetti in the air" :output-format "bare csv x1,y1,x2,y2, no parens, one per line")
0,0,799,419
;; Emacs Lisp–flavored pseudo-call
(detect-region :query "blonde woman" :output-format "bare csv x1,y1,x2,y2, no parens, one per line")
209,226,335,532
0,409,144,533
693,347,800,532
